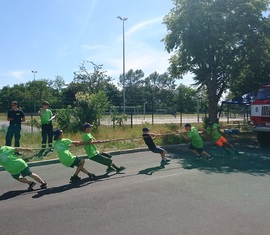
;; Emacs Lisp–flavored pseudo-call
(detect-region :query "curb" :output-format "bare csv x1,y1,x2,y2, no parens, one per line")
0,147,151,172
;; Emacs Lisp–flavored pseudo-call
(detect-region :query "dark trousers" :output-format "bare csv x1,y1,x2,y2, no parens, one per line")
6,125,21,147
41,124,53,148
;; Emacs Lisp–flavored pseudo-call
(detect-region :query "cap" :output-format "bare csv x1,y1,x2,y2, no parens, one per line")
184,123,191,128
83,123,94,128
142,127,150,132
42,101,49,106
53,129,62,137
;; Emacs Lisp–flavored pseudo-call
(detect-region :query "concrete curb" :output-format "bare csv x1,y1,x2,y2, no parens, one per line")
0,147,154,172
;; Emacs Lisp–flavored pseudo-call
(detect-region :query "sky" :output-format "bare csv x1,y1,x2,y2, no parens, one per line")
0,0,194,89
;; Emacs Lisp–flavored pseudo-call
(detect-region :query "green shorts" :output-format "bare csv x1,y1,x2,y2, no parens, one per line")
12,167,33,180
90,154,112,166
69,157,81,168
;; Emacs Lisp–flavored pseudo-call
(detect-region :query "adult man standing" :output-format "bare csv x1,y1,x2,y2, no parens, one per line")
5,101,25,154
38,101,57,156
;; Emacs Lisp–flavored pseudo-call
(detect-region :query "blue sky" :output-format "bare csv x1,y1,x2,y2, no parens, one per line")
0,0,193,89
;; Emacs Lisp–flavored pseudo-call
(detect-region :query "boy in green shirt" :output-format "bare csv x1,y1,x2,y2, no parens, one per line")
38,101,57,156
181,123,213,160
206,121,238,154
82,123,126,174
0,146,47,190
53,129,96,182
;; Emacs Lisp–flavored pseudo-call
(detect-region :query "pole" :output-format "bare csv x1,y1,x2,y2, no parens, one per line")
31,70,37,113
117,16,128,113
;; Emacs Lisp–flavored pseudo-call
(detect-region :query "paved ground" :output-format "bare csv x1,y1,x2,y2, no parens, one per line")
0,139,270,235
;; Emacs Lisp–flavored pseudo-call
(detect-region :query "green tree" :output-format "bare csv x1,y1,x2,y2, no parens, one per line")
163,0,269,122
74,91,110,127
73,61,112,94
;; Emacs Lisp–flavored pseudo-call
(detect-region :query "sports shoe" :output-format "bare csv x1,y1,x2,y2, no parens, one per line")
88,173,96,180
196,155,203,160
70,175,81,182
28,182,36,190
116,166,126,173
40,182,47,189
14,152,22,156
165,158,171,163
206,156,213,161
106,167,116,174
160,159,170,165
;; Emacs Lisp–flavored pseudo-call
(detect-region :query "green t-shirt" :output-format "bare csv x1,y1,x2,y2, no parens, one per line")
0,146,27,175
206,123,221,142
187,126,203,148
54,138,76,167
40,109,53,124
82,132,99,158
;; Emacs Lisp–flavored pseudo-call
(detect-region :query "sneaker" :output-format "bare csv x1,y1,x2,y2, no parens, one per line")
40,182,47,189
165,158,171,163
206,156,213,161
116,166,126,173
106,167,116,174
14,152,22,156
196,155,203,160
48,148,54,152
70,175,81,182
28,182,36,190
88,173,96,180
160,159,169,165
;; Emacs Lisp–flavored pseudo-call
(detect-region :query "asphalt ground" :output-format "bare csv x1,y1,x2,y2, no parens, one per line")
0,139,270,235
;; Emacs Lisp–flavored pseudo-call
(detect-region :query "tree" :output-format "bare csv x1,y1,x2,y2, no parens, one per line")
119,69,145,107
163,0,269,122
74,91,110,127
73,61,112,94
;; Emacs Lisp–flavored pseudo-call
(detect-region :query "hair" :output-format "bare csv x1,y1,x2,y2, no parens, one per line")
184,123,191,128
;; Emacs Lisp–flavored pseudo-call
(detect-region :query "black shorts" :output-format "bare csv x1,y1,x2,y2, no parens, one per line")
12,167,32,179
69,157,81,168
189,143,203,153
91,154,112,166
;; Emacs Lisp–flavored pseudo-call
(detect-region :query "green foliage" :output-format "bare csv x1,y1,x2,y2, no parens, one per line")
56,106,79,133
110,106,128,127
73,91,109,127
163,0,270,121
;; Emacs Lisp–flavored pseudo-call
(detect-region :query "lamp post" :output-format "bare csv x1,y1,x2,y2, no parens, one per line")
31,70,37,113
117,16,128,113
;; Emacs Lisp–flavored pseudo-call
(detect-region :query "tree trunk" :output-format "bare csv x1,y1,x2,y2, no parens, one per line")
207,84,219,123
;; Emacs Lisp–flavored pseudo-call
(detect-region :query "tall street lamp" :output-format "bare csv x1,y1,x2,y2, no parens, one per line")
31,70,37,113
117,16,128,113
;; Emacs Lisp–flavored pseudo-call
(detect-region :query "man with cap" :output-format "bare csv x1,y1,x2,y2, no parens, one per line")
5,101,25,155
181,123,213,160
53,129,96,182
142,127,170,167
82,123,126,174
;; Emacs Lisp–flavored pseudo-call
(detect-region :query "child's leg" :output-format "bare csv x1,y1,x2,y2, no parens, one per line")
74,158,86,176
29,173,46,184
201,151,211,158
17,176,32,184
190,148,200,157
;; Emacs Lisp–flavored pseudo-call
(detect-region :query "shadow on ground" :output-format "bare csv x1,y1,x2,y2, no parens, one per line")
166,138,270,176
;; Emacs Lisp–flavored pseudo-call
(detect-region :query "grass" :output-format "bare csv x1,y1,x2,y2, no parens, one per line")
0,122,256,162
